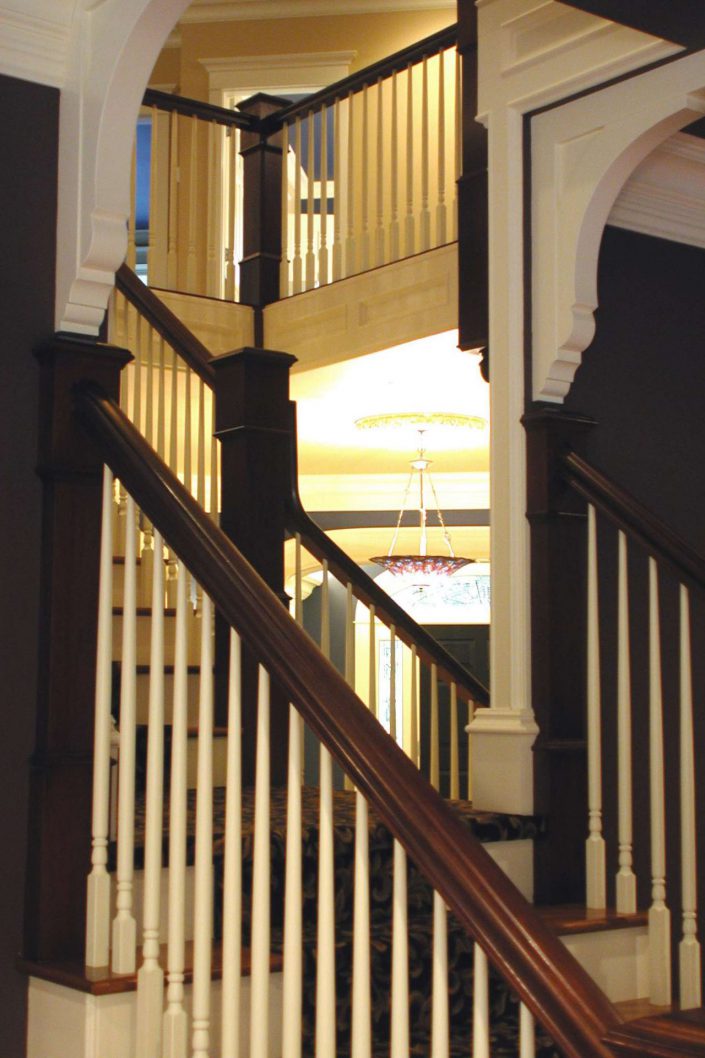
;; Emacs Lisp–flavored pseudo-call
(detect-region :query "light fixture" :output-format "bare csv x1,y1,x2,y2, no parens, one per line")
355,415,479,577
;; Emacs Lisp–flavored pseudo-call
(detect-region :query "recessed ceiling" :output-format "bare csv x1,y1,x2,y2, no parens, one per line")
291,330,490,477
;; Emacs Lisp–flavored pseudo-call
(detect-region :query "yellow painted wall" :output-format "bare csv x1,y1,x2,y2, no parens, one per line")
149,9,455,100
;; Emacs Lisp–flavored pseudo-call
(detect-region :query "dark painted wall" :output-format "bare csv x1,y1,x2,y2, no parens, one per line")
0,73,59,1054
565,225,705,551
563,224,705,981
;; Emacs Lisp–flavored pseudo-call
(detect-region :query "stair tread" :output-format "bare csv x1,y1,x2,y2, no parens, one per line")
536,903,647,936
18,941,282,997
606,1005,705,1055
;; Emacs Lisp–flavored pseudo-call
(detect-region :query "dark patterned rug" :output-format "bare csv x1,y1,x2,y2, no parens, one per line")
125,785,561,1056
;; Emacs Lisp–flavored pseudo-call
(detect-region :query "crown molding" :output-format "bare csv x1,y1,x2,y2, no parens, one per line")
0,7,70,88
180,0,454,24
608,132,705,250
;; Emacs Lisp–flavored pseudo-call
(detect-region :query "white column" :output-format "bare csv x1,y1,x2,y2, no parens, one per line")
615,530,636,912
679,584,701,1009
586,504,606,909
468,102,537,814
648,558,671,1006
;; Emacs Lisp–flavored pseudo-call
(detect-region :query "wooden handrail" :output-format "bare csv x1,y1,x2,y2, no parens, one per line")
287,492,490,707
75,381,622,1058
563,450,705,595
142,88,258,131
115,265,216,387
286,403,489,705
260,23,458,129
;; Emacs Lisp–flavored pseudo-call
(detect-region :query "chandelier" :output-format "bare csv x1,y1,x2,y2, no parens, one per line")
355,413,481,577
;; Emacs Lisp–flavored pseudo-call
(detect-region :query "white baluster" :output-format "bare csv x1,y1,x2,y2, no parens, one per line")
319,106,329,286
467,698,474,801
390,71,400,262
389,624,397,743
472,943,490,1058
280,122,291,297
136,528,165,1058
293,118,303,294
435,53,447,247
305,110,316,290
227,126,239,301
345,91,356,278
197,378,206,510
149,107,169,288
332,101,343,282
250,667,271,1058
351,790,371,1058
520,1003,536,1058
586,504,606,908
162,560,189,1058
282,700,303,1058
616,530,636,913
321,561,330,659
192,591,214,1058
390,839,409,1058
112,494,138,973
368,605,376,718
431,891,449,1058
345,582,355,688
449,682,459,800
316,736,336,1058
430,663,439,790
294,533,303,627
157,338,166,461
375,78,385,267
86,466,114,968
648,557,671,1006
167,112,179,289
128,141,137,270
679,583,701,1008
184,367,192,498
187,116,199,293
134,318,144,436
419,57,431,251
410,644,418,767
221,630,243,1058
206,121,221,297
404,64,415,257
210,391,218,521
360,86,370,273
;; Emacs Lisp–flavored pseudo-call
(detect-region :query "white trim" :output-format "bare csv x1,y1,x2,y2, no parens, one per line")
181,0,454,24
0,8,70,88
200,51,357,103
608,131,705,251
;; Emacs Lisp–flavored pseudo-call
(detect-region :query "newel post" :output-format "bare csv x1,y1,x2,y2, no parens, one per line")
213,347,297,784
237,94,289,310
24,334,131,962
523,405,595,905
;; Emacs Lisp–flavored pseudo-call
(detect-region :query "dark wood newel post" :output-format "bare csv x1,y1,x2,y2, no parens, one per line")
457,5,488,358
237,94,289,313
523,404,596,906
24,334,131,963
213,347,297,785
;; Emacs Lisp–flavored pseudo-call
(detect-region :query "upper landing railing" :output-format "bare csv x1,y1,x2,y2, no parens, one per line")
129,25,460,305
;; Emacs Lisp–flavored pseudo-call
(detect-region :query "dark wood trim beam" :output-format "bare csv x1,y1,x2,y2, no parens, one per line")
75,381,622,1058
115,264,215,386
559,2,705,49
306,509,490,530
142,88,258,131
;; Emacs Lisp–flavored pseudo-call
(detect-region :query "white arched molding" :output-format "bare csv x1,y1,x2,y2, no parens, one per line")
56,0,192,334
531,51,705,403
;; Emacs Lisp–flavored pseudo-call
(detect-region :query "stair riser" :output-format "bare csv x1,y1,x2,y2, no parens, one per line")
112,612,205,666
27,974,284,1058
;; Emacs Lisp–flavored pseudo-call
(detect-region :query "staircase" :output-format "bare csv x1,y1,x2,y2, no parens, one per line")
19,22,705,1058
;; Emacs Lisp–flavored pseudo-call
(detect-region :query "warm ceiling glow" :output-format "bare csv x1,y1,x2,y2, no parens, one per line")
291,331,489,475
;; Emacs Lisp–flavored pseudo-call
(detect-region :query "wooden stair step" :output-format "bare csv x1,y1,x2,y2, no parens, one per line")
536,903,648,937
605,1008,705,1056
18,941,282,998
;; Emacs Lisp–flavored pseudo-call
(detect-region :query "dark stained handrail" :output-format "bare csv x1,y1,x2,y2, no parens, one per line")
75,381,622,1058
261,23,458,129
287,490,490,708
115,264,216,387
563,450,705,595
142,88,258,131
